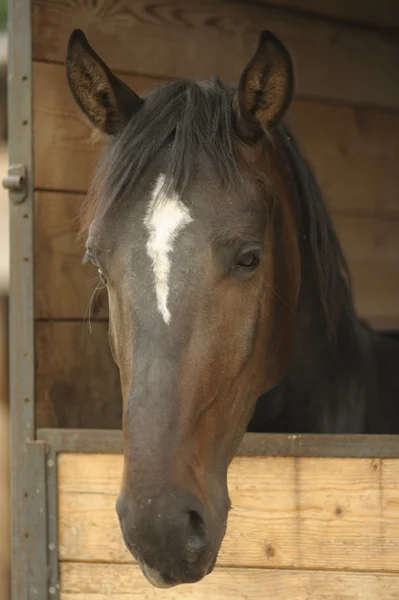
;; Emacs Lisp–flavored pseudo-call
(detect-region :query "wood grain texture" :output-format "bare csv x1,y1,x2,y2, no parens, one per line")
286,101,399,217
34,62,399,217
32,0,399,108
35,321,122,428
58,453,399,572
257,0,399,29
34,191,108,319
37,428,399,457
33,190,399,327
60,562,399,599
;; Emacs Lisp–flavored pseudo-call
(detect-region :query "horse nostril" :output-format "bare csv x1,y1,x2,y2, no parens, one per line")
189,509,204,533
186,509,207,558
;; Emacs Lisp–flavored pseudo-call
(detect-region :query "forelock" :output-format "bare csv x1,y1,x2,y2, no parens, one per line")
80,78,245,236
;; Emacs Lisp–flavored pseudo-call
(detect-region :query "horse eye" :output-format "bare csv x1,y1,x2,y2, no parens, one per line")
236,250,261,269
84,249,107,284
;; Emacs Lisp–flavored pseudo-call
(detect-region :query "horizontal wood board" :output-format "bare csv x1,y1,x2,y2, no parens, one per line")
34,191,108,320
61,563,399,599
58,453,399,572
37,428,399,457
35,321,121,429
256,0,399,29
32,0,399,109
35,192,399,328
333,214,399,330
34,62,399,214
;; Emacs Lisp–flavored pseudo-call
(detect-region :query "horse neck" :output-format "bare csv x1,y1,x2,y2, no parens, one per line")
253,126,374,432
283,235,372,433
292,237,353,372
274,125,363,386
276,126,372,430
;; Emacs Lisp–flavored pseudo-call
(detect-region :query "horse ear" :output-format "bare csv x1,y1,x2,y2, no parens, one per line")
66,29,144,135
234,31,294,140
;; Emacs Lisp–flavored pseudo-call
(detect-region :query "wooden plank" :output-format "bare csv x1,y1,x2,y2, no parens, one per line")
37,428,399,457
286,101,399,217
58,453,399,572
34,62,399,217
33,190,399,327
34,191,108,319
35,321,122,429
32,0,399,109
257,0,399,29
60,562,399,600
335,215,399,329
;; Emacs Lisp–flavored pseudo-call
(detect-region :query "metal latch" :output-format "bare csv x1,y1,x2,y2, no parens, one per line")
2,163,27,204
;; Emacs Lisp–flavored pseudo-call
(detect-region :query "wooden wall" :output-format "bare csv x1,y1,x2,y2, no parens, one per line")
58,451,399,598
32,0,399,429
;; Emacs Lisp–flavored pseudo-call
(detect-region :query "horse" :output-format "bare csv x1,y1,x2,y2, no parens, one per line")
66,29,399,588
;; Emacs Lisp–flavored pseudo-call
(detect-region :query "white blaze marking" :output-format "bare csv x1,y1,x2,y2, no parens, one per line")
144,174,193,324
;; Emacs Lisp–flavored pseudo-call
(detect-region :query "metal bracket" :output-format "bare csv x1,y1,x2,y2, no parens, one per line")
3,163,27,204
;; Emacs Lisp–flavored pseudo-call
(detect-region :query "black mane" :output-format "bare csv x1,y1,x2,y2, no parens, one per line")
276,122,354,333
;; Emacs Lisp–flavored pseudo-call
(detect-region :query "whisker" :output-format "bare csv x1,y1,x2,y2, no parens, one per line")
264,281,291,310
82,279,106,339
